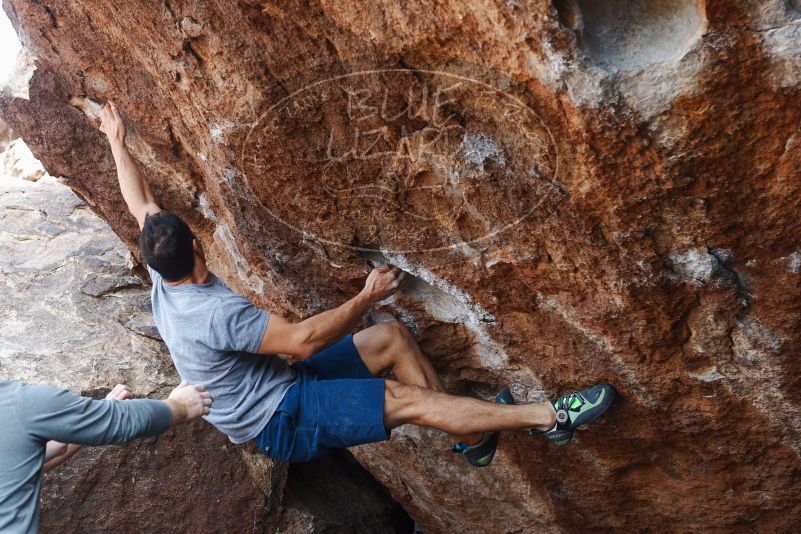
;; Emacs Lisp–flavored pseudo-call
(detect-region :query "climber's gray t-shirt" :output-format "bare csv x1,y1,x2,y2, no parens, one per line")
0,380,172,534
148,267,296,444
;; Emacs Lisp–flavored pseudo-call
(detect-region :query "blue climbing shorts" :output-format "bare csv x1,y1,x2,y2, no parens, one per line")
254,334,390,462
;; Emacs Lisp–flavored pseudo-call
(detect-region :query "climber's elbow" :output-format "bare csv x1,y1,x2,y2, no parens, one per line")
290,324,322,359
257,315,320,359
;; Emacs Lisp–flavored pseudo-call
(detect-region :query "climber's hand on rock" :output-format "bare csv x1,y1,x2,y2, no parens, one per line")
165,380,212,425
361,265,406,303
99,101,127,144
105,384,134,401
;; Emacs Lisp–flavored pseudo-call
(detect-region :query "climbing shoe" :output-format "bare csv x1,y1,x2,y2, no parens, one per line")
453,387,514,467
530,383,615,447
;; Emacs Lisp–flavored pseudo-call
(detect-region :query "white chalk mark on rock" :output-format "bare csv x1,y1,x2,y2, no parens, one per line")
462,132,506,173
669,248,715,286
197,193,217,221
787,251,801,273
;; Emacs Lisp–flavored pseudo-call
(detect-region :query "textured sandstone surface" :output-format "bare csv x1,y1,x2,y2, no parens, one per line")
0,174,170,393
2,0,801,532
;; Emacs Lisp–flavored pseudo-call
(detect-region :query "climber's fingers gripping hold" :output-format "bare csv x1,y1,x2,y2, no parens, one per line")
362,265,406,303
99,101,127,143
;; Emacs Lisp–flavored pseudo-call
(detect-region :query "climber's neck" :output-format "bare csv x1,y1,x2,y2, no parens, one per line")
165,264,210,286
165,248,211,286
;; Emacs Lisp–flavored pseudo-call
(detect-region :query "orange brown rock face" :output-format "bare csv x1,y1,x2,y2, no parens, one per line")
2,0,801,531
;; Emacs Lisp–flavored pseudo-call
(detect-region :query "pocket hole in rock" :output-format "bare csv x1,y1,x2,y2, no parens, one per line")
567,0,706,70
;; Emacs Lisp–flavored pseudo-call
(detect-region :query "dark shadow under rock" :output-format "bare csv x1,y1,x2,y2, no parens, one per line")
278,450,414,534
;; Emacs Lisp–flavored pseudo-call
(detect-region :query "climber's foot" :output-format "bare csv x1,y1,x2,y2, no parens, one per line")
530,384,615,447
453,388,514,467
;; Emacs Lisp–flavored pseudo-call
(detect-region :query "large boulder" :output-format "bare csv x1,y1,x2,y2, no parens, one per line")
2,0,801,531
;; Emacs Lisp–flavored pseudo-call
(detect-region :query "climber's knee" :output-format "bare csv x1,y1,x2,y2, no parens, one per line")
386,319,415,350
354,320,413,373
383,379,429,428
377,320,410,349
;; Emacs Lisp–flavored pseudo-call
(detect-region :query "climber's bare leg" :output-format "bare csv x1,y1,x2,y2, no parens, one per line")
353,321,483,444
353,321,441,387
383,380,557,433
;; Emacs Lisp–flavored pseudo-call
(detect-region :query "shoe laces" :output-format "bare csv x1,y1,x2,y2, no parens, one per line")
553,392,585,428
555,392,584,413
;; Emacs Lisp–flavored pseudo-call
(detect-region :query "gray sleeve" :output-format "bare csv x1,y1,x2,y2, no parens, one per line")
17,384,172,446
208,295,270,353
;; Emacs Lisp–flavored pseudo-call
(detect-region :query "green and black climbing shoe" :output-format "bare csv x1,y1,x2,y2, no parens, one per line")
453,388,514,467
530,384,615,447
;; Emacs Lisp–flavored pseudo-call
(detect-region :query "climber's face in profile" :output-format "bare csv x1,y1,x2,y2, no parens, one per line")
139,210,207,283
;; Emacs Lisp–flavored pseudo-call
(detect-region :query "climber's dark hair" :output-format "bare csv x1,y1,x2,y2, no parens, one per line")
139,211,195,282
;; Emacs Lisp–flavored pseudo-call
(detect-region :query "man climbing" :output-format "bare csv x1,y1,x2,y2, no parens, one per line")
0,380,212,533
99,101,615,468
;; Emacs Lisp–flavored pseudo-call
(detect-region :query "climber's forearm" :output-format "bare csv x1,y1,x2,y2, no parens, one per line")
294,292,373,355
258,293,372,358
109,140,160,229
260,266,404,357
99,101,160,228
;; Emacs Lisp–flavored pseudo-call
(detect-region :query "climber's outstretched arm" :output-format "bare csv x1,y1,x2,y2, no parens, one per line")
256,266,405,358
99,101,161,229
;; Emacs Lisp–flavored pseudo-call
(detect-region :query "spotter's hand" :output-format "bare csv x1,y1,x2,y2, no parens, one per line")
361,265,406,303
167,380,212,423
99,101,127,143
